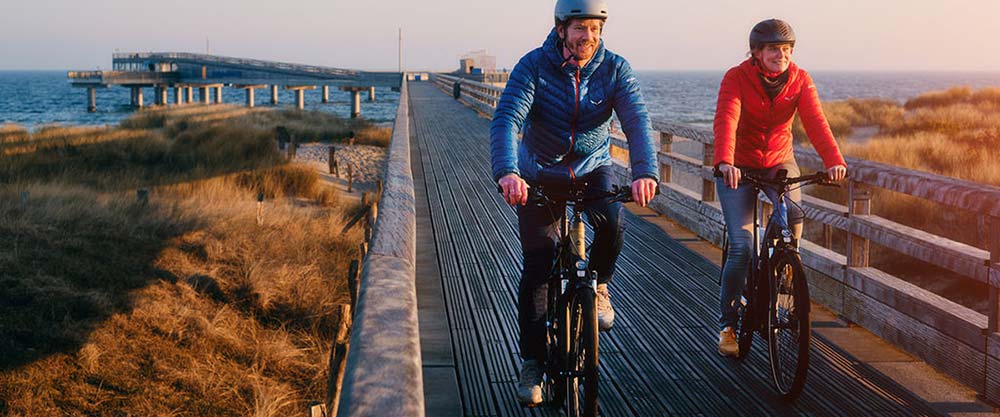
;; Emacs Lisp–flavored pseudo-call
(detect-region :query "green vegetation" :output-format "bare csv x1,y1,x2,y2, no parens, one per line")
0,105,378,416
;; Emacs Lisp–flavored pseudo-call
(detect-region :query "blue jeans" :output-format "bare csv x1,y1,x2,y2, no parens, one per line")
517,165,624,361
717,160,804,330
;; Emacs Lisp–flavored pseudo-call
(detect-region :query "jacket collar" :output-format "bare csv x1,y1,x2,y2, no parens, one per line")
739,58,800,101
542,28,606,78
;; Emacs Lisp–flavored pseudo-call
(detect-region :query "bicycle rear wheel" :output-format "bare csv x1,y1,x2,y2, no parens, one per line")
767,251,811,400
564,288,599,417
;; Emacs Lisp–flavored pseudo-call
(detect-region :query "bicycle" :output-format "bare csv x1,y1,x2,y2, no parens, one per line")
502,179,639,417
715,168,838,400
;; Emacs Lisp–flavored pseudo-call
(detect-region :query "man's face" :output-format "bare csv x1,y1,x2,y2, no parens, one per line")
559,18,604,62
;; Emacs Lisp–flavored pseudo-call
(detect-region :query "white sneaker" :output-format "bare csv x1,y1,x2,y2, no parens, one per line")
517,359,544,406
596,284,615,331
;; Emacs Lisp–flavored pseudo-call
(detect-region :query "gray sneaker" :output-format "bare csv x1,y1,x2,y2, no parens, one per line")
517,359,544,406
596,284,615,331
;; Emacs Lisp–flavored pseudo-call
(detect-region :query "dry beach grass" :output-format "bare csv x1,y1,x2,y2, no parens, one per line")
801,87,1000,313
0,104,383,416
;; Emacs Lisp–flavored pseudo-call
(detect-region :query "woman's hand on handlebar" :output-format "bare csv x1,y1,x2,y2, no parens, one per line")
826,165,847,182
718,163,741,189
632,177,657,207
498,173,529,206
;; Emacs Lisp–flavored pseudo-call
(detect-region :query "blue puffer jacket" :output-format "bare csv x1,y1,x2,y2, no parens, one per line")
490,29,659,184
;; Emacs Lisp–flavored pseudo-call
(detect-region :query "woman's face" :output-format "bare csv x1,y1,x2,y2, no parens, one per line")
754,43,793,73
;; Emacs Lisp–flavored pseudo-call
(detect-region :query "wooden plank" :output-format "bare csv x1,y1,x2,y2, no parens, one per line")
657,151,713,181
796,147,1000,217
801,195,851,232
851,214,990,284
842,284,987,392
988,354,1000,406
652,120,714,144
844,267,987,349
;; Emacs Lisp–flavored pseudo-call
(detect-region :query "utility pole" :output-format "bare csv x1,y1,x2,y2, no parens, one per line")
206,38,210,54
398,28,403,74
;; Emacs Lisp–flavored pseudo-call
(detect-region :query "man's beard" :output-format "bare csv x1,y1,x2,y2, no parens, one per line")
567,40,598,60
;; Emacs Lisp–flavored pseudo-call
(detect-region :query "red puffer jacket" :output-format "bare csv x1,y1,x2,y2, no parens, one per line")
713,58,846,170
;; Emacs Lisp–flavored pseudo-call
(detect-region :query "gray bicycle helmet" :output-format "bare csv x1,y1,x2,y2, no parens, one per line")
749,19,796,50
554,0,608,23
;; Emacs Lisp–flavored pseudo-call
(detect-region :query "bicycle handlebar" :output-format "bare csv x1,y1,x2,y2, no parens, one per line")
495,183,658,206
712,168,842,188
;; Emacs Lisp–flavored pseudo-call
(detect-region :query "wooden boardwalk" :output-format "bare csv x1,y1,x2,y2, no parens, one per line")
409,81,943,417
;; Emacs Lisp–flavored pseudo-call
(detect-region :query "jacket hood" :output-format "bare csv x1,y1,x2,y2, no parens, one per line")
542,28,607,78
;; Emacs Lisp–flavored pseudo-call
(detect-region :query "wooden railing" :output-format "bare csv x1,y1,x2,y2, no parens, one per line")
432,74,1000,404
433,73,503,116
334,80,424,417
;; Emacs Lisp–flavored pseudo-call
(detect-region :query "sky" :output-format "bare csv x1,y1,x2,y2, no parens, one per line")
2,0,1000,72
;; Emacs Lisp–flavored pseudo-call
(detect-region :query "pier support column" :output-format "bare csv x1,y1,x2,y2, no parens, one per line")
158,86,168,106
271,84,279,105
322,85,329,103
186,87,193,104
136,87,144,108
214,86,223,104
130,87,137,107
200,87,209,104
237,85,264,108
369,86,376,102
283,86,315,110
87,87,96,113
341,86,366,118
351,90,361,118
174,87,183,105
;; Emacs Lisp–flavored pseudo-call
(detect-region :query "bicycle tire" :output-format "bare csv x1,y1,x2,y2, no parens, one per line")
564,288,599,417
767,251,811,400
546,283,568,408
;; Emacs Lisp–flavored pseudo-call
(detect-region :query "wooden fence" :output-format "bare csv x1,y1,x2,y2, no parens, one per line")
431,73,1000,404
334,79,424,417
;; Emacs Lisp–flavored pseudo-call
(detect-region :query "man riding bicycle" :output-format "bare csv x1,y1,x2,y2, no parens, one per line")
489,0,659,406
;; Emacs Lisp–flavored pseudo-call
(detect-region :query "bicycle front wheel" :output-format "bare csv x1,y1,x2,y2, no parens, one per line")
564,288,599,417
767,251,811,400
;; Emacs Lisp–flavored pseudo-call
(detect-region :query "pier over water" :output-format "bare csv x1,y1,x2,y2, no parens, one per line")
67,52,400,115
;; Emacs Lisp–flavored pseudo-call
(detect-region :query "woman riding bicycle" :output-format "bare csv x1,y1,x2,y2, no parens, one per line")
714,18,847,357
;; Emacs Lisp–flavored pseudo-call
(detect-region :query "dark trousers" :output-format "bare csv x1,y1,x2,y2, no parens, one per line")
517,165,625,361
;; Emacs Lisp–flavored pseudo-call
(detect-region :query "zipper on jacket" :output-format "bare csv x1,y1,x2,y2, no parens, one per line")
568,69,581,156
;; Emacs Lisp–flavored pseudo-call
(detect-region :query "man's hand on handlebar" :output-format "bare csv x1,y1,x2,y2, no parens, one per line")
498,173,529,206
631,177,657,207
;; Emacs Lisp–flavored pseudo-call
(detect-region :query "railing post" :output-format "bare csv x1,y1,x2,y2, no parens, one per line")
329,147,338,177
823,224,834,250
326,304,352,417
988,216,1000,333
659,132,673,185
701,143,715,202
847,181,872,268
